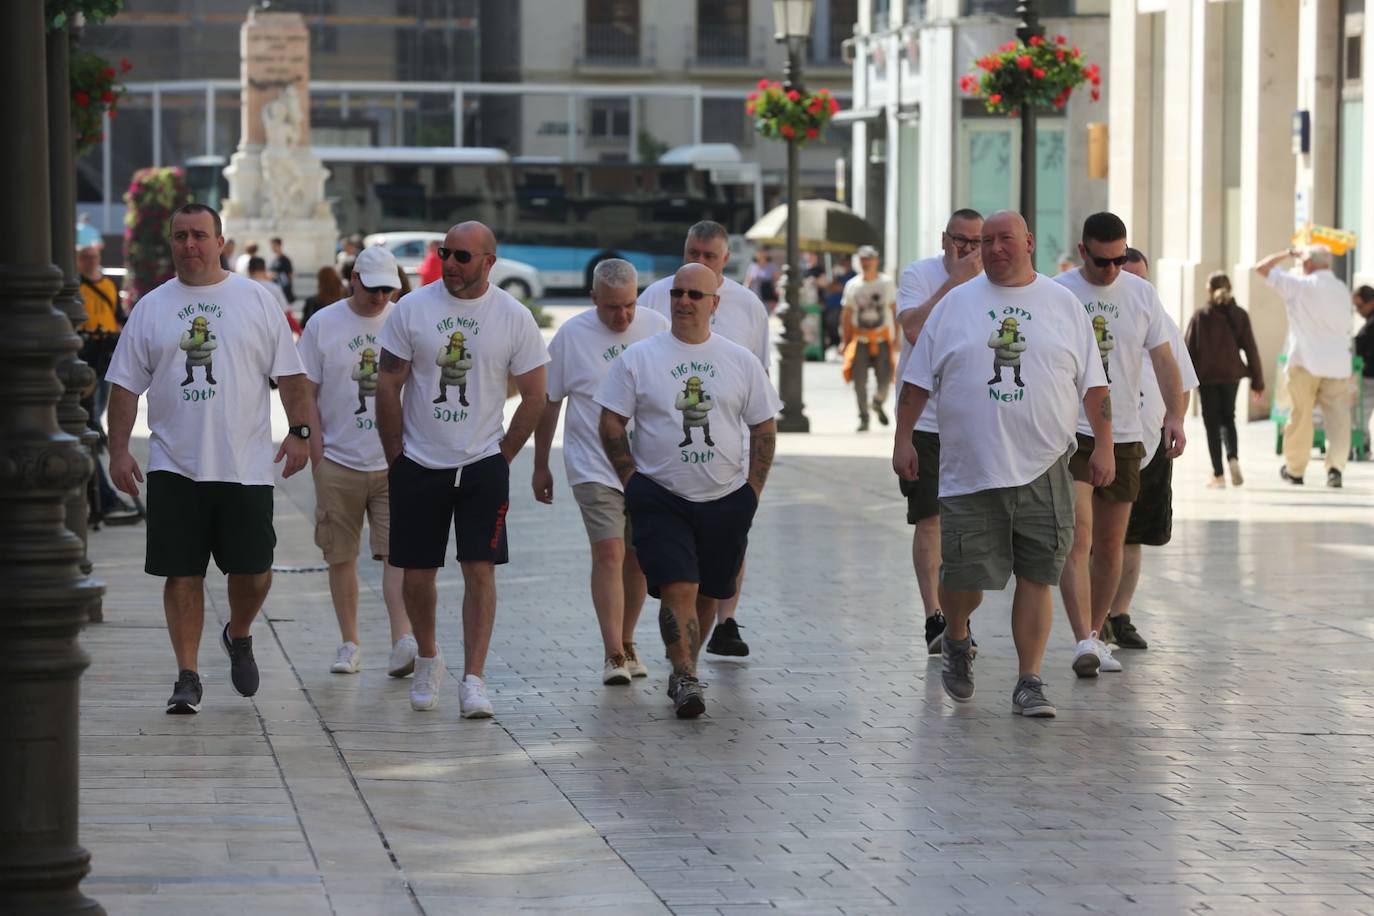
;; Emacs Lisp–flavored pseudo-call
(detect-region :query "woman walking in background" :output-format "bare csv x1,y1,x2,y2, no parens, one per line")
1185,272,1266,488
302,266,347,328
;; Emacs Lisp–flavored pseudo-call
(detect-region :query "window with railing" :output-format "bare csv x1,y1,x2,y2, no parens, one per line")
696,0,749,62
585,0,641,63
962,0,1074,16
588,99,630,140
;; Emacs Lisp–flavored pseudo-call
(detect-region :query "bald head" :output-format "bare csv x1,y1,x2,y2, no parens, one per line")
440,221,498,299
981,210,1036,287
668,262,720,343
674,262,716,290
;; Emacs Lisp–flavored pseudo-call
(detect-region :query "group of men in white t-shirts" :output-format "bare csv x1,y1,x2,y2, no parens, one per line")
892,208,1197,717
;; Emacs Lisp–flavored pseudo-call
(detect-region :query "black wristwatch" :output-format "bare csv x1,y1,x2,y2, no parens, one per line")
288,425,311,440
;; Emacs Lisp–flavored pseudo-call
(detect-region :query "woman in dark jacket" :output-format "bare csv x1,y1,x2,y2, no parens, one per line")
1185,272,1265,487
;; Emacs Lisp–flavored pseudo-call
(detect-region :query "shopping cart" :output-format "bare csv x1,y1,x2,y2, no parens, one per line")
1271,354,1368,460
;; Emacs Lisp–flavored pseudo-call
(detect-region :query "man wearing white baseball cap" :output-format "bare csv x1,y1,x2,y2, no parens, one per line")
840,244,898,431
297,244,418,677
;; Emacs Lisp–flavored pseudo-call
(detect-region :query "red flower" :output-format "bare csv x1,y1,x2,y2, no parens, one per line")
1032,68,1046,79
1029,35,1043,46
781,124,796,139
1091,89,1100,102
101,90,114,104
102,66,116,79
747,91,759,101
120,57,132,73
1053,98,1066,109
1084,63,1100,79
959,75,977,93
74,91,90,108
1056,49,1066,62
758,78,770,89
828,97,839,113
1055,35,1067,45
1001,40,1017,52
1016,55,1032,70
1072,45,1081,57
806,127,819,140
1091,76,1101,88
786,89,801,102
988,93,1002,105
988,57,1002,70
108,109,117,120
745,103,755,114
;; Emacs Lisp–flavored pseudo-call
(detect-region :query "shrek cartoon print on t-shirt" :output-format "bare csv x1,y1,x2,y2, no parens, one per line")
351,346,378,415
434,328,474,407
178,312,219,390
987,315,1028,390
675,373,715,449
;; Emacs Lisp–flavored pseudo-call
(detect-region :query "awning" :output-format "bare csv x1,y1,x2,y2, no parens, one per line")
832,107,882,124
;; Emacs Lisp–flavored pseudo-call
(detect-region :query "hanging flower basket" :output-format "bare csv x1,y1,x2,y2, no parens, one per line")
123,167,191,305
747,79,840,146
960,35,1101,116
71,51,131,157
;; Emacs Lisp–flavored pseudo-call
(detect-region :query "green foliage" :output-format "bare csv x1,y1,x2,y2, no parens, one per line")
523,299,553,328
636,130,669,165
961,35,1101,116
747,80,839,146
47,0,124,30
123,167,191,304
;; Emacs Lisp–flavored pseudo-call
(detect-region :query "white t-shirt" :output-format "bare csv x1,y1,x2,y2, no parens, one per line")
377,281,549,470
842,273,897,334
1139,313,1200,467
1055,269,1170,444
256,277,292,316
297,299,392,472
546,306,669,490
639,274,771,372
233,253,253,275
905,274,1107,498
896,256,951,433
595,330,782,502
1265,267,1354,378
106,272,305,485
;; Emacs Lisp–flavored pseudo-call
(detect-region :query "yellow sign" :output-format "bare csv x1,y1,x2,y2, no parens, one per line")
1292,224,1358,256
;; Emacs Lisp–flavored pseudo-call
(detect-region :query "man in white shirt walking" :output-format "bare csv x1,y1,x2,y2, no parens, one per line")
106,203,312,714
840,245,898,432
376,221,549,717
533,259,668,685
1257,244,1355,488
598,263,780,718
638,220,771,658
1054,213,1186,679
893,211,1113,718
894,208,984,653
297,245,417,678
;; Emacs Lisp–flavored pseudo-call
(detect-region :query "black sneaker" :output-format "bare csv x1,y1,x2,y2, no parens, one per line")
1109,613,1148,650
1328,469,1343,489
1099,616,1116,645
872,400,889,426
1280,466,1304,485
706,618,749,657
669,674,706,719
220,623,259,697
940,635,975,703
925,613,947,654
166,669,202,714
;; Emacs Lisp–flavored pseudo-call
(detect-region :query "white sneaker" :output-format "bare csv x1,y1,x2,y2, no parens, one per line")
331,641,361,674
1072,636,1101,678
1095,637,1123,673
603,655,631,686
623,644,649,678
460,674,494,719
410,654,445,711
387,635,419,678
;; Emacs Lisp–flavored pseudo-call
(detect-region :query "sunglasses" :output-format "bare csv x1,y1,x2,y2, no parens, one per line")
437,247,488,263
670,288,716,301
1088,254,1129,268
359,282,397,295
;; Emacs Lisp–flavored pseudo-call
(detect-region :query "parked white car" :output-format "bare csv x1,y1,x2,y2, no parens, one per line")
362,231,545,300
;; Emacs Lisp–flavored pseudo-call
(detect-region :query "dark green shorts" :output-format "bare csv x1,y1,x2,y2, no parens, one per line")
145,471,276,577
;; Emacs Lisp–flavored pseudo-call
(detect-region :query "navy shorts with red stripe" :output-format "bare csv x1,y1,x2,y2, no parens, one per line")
387,453,510,568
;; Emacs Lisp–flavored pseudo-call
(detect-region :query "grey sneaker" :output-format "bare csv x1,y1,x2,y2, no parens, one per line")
669,674,706,719
940,635,975,702
1012,674,1056,717
220,623,259,697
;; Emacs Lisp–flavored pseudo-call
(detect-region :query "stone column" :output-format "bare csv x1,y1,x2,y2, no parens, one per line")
1296,0,1340,228
1363,22,1374,286
916,22,955,258
0,2,104,912
1107,0,1153,247
48,22,102,622
1233,0,1299,418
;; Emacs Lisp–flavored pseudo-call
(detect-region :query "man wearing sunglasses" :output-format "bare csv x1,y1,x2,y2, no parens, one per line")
297,245,417,680
598,262,780,718
893,208,984,656
376,221,549,718
532,258,668,686
637,220,771,658
1055,213,1186,679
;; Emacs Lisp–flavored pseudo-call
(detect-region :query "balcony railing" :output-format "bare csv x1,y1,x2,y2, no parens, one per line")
691,23,763,67
578,22,654,67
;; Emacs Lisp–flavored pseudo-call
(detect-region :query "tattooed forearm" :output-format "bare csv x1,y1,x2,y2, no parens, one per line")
747,419,777,494
599,409,637,484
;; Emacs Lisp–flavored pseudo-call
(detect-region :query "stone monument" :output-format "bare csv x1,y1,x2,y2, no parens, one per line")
222,8,337,297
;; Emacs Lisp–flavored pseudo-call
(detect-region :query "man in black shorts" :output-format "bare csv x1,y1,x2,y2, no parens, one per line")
596,263,781,719
106,203,312,714
377,221,549,718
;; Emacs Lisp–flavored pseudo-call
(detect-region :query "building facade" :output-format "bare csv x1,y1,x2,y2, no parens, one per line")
846,0,1110,274
1110,0,1368,413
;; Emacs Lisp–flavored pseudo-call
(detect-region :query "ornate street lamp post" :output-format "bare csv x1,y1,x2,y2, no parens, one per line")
772,0,814,433
1016,0,1044,238
0,1,104,911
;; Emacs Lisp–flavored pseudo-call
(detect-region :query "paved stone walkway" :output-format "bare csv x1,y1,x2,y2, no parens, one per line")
78,325,1374,914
